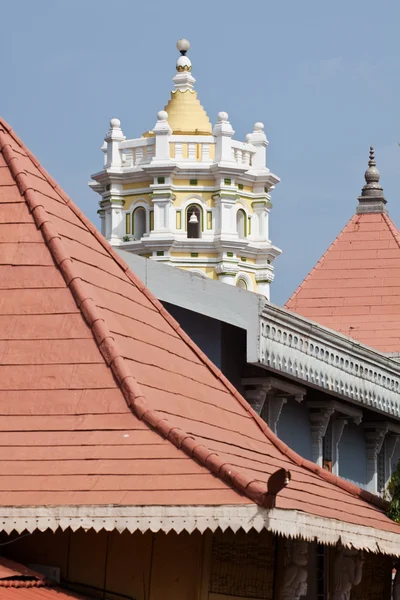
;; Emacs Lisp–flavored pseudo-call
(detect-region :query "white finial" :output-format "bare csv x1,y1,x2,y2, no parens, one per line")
176,38,190,53
173,38,195,92
246,121,268,169
218,111,229,123
157,110,169,122
104,117,125,168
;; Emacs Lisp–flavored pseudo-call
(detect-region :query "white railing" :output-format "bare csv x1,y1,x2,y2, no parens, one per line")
115,135,256,167
260,304,400,418
231,140,254,167
169,135,214,162
120,138,155,167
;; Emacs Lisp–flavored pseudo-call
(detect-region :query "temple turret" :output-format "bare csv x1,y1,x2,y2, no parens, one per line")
90,39,281,298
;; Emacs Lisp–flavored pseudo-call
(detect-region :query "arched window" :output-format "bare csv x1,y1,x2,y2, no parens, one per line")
186,205,202,239
236,209,247,239
236,278,247,290
132,207,146,240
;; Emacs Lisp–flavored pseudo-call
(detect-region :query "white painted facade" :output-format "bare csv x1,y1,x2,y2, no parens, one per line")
90,40,281,298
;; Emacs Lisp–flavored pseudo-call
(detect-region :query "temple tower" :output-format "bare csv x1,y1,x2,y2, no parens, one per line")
90,39,281,297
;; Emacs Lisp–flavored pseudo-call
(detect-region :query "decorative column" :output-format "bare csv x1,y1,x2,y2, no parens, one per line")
331,546,364,599
365,424,388,494
241,379,272,415
308,405,335,466
307,400,362,471
385,434,400,492
331,417,348,475
104,118,125,168
243,377,306,433
280,539,308,600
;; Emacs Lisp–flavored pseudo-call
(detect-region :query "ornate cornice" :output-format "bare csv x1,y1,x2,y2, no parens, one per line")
259,304,400,419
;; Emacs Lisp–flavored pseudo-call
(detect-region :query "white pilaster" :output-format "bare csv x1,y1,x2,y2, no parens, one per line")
251,201,270,241
213,193,237,238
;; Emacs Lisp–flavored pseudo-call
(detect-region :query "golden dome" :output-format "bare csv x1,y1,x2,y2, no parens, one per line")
164,89,212,135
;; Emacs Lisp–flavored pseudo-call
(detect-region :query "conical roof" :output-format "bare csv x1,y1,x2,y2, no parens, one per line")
1,119,400,550
286,149,400,353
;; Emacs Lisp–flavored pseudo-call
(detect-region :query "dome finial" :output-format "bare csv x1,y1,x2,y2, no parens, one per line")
173,38,196,91
357,146,387,214
175,38,192,73
177,38,190,56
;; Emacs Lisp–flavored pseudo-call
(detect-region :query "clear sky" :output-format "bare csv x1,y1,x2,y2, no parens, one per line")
1,0,399,305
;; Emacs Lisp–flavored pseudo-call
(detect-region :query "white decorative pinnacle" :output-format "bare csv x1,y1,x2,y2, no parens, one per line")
152,111,172,162
173,38,196,92
153,110,172,136
218,111,229,123
104,117,125,168
213,111,235,163
105,118,125,142
246,121,269,169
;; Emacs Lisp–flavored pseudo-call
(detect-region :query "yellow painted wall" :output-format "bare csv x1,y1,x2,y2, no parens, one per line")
171,252,217,259
123,194,153,211
177,265,218,279
173,191,214,208
237,195,255,214
173,179,215,187
123,181,151,191
239,257,256,264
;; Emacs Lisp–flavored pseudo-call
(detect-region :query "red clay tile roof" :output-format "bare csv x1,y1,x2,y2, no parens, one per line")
1,117,400,540
286,212,400,352
0,558,92,600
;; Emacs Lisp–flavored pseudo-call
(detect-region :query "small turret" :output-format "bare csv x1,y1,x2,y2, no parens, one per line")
357,146,387,214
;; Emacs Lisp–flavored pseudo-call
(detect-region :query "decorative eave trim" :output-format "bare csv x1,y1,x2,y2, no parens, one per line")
1,505,400,555
260,304,400,418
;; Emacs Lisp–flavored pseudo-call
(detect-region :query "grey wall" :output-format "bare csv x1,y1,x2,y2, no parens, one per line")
162,302,222,368
338,422,368,488
277,398,313,462
162,302,247,390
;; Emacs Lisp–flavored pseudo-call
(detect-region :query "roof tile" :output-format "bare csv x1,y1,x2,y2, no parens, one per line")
286,213,400,351
0,117,399,536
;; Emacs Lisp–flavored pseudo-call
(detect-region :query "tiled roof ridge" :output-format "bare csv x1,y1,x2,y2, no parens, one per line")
0,119,271,508
0,118,386,513
285,214,357,309
382,213,400,250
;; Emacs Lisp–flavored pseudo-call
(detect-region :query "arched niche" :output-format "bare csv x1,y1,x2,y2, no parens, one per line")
132,206,146,240
186,204,202,239
236,209,247,239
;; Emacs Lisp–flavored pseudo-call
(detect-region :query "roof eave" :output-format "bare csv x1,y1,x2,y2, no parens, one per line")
2,504,400,556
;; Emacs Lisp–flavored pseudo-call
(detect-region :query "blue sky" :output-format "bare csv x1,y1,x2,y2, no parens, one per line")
1,0,399,305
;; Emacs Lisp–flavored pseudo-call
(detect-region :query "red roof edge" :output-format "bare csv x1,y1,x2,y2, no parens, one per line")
0,119,387,513
285,215,356,310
